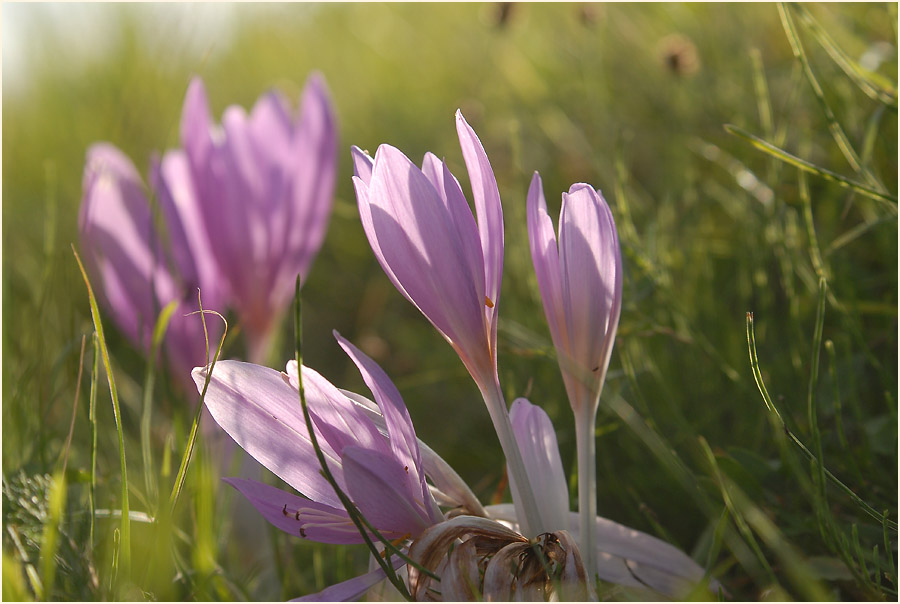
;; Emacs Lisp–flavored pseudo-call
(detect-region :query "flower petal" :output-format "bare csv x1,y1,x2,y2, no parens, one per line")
509,398,569,534
339,388,486,517
223,477,365,545
558,184,622,406
283,360,390,459
193,360,343,508
455,110,503,329
341,446,431,537
364,144,487,365
334,332,440,523
79,143,175,352
291,559,403,602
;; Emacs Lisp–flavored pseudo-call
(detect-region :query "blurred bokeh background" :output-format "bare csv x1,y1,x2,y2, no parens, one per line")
3,3,897,601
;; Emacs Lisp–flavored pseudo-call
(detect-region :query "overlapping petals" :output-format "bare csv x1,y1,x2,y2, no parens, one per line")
79,143,222,387
181,74,337,358
527,173,622,414
193,333,441,545
351,110,503,389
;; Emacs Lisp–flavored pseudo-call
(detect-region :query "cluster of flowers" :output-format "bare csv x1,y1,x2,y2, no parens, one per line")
79,73,337,379
81,75,715,601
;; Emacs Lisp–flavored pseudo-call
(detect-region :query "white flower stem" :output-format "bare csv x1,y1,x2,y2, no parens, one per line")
481,377,543,537
575,404,598,591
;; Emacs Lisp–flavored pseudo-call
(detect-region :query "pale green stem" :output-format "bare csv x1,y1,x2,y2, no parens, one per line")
575,403,598,590
480,376,543,538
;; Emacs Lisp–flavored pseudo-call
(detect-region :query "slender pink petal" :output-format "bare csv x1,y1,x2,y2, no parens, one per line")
455,110,503,331
334,332,440,524
193,361,345,508
351,145,374,184
558,184,621,403
341,446,432,537
284,360,390,459
526,172,570,372
509,398,569,533
180,77,213,170
364,145,488,369
79,143,177,352
223,477,366,545
291,559,403,602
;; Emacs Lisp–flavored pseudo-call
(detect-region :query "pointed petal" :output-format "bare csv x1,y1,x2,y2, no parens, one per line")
291,559,403,602
526,172,572,378
364,144,487,364
79,143,174,352
223,477,365,545
180,76,213,169
341,446,431,537
509,399,569,534
455,110,504,329
558,185,622,407
192,361,343,508
283,360,390,459
334,333,440,524
351,145,374,184
339,388,486,517
277,72,337,304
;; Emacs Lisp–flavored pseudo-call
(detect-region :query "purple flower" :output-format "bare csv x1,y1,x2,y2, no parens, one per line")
181,74,337,362
193,332,468,600
79,143,223,388
350,111,545,537
526,172,623,573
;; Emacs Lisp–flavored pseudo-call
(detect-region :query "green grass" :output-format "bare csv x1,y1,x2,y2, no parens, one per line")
3,3,897,600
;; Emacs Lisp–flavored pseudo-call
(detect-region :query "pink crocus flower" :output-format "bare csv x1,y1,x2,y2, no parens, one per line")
498,399,717,599
194,332,492,601
79,143,223,388
526,172,623,580
350,111,544,537
181,74,337,363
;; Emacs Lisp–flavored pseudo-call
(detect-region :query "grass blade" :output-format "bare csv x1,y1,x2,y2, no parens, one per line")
58,334,87,473
72,246,130,577
792,3,898,108
89,333,100,550
746,312,898,531
724,124,898,208
168,293,227,513
38,470,67,601
141,300,178,511
778,3,886,191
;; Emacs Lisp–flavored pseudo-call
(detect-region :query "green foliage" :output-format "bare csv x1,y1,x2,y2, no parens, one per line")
3,3,896,600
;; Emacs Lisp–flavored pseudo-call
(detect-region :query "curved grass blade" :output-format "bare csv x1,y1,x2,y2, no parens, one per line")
746,311,898,531
792,3,897,108
778,3,886,192
72,246,130,576
168,293,227,513
142,300,178,511
724,124,898,209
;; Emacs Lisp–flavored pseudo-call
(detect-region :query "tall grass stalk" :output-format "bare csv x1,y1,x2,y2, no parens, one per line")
72,246,131,578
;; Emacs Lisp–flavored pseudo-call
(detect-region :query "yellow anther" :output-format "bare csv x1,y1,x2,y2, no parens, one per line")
485,296,495,308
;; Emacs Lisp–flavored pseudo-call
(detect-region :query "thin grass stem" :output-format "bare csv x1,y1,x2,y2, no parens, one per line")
89,333,99,550
746,312,898,531
142,300,177,512
724,124,898,208
778,3,886,191
72,246,131,577
168,294,227,514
